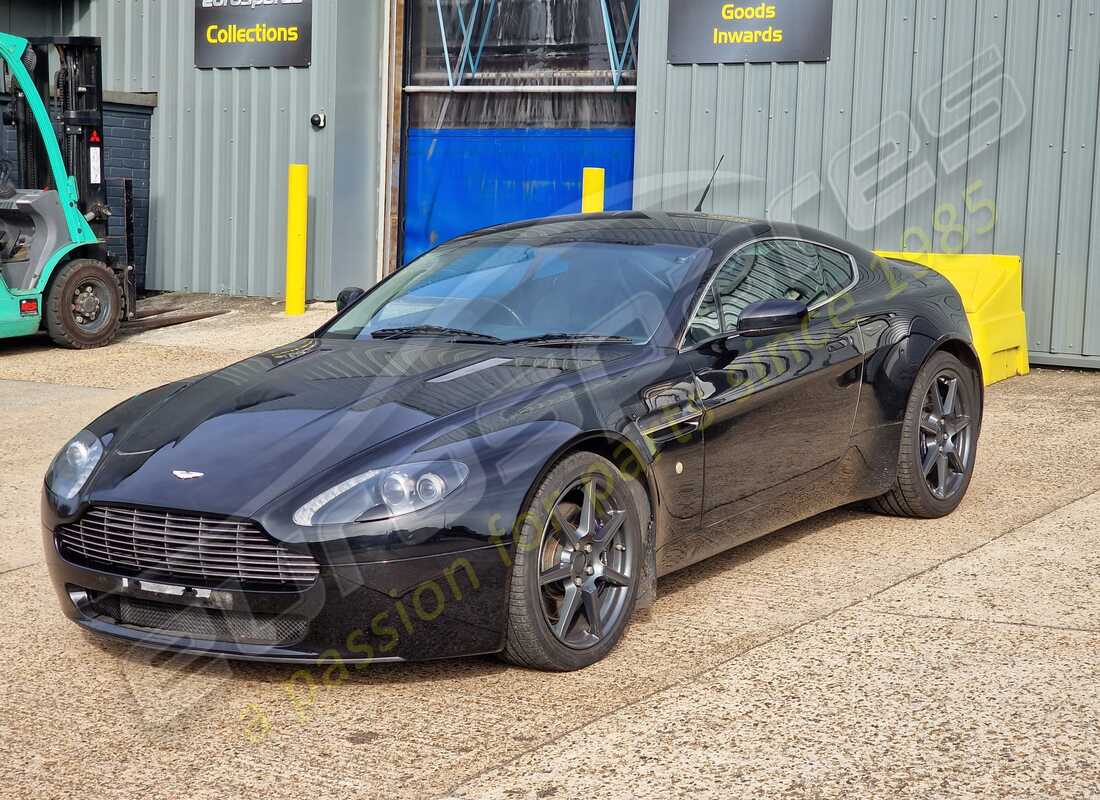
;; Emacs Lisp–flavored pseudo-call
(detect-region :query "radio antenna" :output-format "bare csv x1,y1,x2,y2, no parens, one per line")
694,154,726,213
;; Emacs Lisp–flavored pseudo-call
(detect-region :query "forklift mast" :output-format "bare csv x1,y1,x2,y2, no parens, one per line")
14,37,110,238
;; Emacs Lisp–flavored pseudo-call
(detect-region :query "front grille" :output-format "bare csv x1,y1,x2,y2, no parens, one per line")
88,593,307,645
57,506,320,589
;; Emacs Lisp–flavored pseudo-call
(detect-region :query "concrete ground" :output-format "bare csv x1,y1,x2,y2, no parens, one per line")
1,297,1098,800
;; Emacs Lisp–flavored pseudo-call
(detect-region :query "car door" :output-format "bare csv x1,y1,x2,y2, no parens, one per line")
634,354,707,571
688,238,864,552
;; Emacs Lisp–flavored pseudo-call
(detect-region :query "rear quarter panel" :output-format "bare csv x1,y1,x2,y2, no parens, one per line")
845,253,976,497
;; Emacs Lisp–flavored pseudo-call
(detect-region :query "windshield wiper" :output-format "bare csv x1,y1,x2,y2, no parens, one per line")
368,327,634,347
369,325,504,343
506,333,635,347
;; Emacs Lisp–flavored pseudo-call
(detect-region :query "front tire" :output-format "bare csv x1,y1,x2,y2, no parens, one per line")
502,453,644,671
45,259,122,349
870,350,982,518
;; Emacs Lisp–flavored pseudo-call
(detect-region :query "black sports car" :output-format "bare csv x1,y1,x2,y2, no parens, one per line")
43,213,982,671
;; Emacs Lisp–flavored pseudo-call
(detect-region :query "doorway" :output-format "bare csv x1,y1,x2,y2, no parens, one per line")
400,0,641,265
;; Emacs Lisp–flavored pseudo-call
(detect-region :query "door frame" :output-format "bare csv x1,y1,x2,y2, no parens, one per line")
377,0,407,282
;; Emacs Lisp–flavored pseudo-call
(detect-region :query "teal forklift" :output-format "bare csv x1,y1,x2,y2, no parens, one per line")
0,32,134,349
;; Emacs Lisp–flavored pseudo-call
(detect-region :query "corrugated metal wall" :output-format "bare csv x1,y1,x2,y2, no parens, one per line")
59,0,385,300
635,0,1100,367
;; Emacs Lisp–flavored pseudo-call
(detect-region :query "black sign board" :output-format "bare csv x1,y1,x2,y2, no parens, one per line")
667,0,833,65
195,0,313,69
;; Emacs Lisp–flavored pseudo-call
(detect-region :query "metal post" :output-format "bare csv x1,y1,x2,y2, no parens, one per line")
429,0,635,90
598,0,640,88
469,0,496,79
434,0,455,87
582,168,606,214
620,1,640,77
445,0,496,87
452,0,479,86
285,164,309,316
598,0,619,87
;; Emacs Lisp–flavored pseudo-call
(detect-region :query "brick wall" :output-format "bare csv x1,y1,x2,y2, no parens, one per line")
102,102,152,290
0,97,153,290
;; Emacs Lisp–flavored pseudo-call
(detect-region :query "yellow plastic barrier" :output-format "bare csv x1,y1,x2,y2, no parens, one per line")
285,163,309,316
875,251,1030,386
582,167,605,214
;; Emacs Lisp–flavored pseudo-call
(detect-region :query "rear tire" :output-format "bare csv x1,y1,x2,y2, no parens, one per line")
870,350,981,518
501,453,644,671
45,259,122,349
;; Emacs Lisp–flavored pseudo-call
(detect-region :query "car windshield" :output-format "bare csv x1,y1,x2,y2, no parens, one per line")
324,238,708,345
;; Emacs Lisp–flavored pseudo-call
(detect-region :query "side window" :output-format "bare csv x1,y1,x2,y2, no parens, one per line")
817,246,856,296
685,285,721,346
713,240,854,331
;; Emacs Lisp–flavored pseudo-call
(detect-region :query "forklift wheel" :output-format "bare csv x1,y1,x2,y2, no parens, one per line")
46,259,122,349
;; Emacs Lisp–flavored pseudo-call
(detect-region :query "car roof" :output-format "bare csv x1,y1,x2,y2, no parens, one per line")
454,211,860,258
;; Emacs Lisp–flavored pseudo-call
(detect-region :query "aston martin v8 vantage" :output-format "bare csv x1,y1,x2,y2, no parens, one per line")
43,213,982,671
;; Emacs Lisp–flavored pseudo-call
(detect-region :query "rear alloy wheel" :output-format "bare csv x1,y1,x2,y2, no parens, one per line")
919,371,975,501
871,350,981,518
502,453,643,671
45,259,122,349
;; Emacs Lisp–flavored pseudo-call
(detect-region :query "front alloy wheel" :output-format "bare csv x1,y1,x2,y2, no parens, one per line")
502,452,643,671
538,478,634,649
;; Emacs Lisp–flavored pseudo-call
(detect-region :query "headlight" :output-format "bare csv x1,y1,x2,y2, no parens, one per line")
292,461,469,527
46,430,104,500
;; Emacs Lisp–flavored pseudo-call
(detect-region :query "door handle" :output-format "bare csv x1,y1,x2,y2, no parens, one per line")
827,337,853,353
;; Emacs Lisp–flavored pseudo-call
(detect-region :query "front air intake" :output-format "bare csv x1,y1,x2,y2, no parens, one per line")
57,506,320,589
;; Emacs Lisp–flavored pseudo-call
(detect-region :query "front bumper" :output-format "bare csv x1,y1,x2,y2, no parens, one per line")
44,526,511,663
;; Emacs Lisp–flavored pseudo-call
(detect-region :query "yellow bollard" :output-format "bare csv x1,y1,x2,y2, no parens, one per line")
285,163,309,316
582,167,605,214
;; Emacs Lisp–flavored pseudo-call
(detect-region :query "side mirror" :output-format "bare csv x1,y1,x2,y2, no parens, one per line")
736,298,808,337
336,287,365,313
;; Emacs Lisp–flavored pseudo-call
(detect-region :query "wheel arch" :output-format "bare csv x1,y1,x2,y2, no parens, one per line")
548,431,657,523
925,336,985,409
37,242,112,298
524,430,660,610
878,322,985,417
